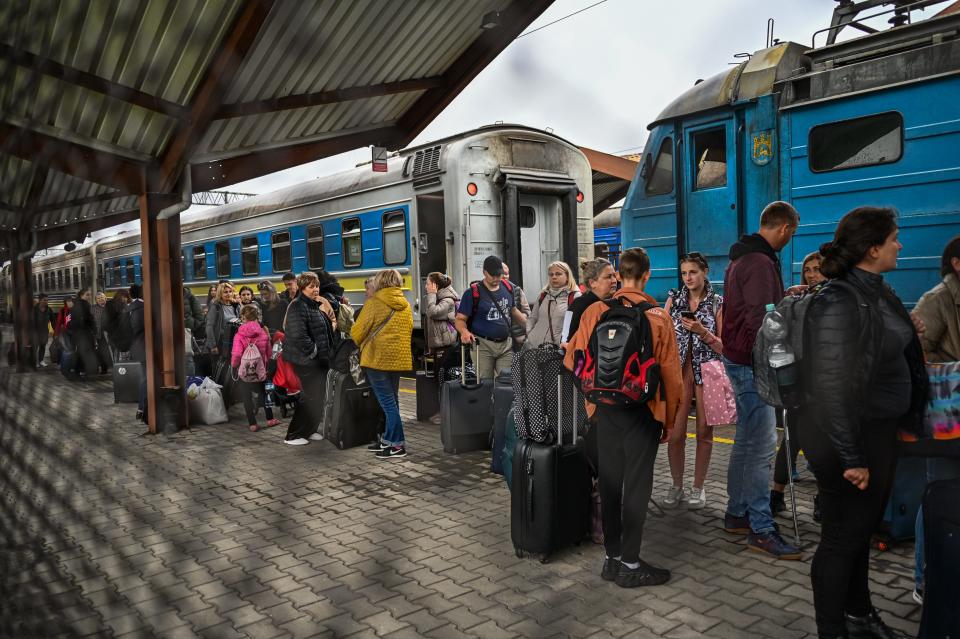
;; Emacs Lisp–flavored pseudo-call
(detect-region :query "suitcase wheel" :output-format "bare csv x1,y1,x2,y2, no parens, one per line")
514,548,523,559
539,554,549,564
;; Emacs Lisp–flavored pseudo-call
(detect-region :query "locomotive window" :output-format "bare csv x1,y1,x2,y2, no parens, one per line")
645,137,674,195
192,246,206,280
693,129,726,189
809,112,903,172
126,260,136,285
215,241,231,278
519,206,536,228
382,211,406,265
241,236,259,276
341,219,362,268
306,225,325,270
272,231,292,273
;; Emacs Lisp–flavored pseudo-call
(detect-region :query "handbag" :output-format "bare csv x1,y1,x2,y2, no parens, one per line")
700,359,737,426
924,361,960,440
350,310,395,385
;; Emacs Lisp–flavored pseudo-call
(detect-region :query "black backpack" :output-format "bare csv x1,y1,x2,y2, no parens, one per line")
112,305,134,352
573,298,661,406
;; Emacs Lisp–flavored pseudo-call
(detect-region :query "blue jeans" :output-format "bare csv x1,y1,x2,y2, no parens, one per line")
366,369,405,447
723,357,778,534
914,457,960,590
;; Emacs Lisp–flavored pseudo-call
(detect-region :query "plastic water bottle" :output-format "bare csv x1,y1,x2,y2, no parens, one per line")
264,380,275,409
761,303,799,405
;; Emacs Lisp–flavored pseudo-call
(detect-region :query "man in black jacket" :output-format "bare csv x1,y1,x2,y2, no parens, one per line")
183,287,204,334
67,288,101,380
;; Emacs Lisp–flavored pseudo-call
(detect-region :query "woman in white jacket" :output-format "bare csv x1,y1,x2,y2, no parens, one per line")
525,261,580,347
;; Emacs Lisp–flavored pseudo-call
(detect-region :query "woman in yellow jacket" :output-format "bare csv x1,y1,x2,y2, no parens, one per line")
351,269,414,458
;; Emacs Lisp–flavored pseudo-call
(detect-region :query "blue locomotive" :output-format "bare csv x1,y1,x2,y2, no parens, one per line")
621,3,960,305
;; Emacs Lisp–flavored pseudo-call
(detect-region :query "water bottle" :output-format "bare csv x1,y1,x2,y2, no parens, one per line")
264,380,275,409
761,303,800,406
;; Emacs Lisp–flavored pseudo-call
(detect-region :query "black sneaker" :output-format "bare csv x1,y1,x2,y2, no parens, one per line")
845,608,906,639
747,531,802,560
367,441,386,452
770,490,786,515
723,512,751,534
601,557,619,582
376,446,406,459
614,560,670,588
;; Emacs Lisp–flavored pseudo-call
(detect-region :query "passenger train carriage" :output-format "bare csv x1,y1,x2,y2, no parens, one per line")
622,5,960,306
2,125,594,347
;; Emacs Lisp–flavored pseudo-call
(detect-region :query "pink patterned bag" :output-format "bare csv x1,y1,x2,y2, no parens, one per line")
700,359,737,426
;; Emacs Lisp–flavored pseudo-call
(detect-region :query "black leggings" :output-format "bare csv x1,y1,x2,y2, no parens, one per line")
803,415,899,636
286,364,328,441
237,380,274,425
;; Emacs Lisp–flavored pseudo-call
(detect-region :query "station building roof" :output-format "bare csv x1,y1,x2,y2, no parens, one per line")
0,0,552,258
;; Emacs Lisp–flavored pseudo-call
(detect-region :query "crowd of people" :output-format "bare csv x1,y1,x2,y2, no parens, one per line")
20,201,958,639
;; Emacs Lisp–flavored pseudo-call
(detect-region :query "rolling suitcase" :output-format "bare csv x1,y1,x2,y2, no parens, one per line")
918,477,960,639
881,456,926,541
415,369,440,422
511,368,591,562
502,405,518,490
490,368,514,475
112,359,142,403
321,369,383,450
440,343,493,454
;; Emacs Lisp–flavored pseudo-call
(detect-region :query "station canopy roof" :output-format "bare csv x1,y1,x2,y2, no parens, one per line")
0,0,552,257
579,147,638,215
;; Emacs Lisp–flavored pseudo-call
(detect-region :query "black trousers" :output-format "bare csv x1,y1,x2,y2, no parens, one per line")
595,404,663,563
32,333,47,365
68,334,100,378
803,415,899,636
286,364,328,441
773,409,802,486
238,380,274,425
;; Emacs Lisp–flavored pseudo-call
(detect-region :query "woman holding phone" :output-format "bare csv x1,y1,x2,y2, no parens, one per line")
662,252,724,509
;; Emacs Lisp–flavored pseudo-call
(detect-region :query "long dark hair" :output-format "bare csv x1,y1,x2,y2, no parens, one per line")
941,235,960,278
819,207,898,279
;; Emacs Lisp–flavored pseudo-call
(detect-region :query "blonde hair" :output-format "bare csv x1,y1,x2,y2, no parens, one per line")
373,269,403,291
296,271,319,293
542,261,576,294
579,257,611,286
240,304,260,322
215,282,234,304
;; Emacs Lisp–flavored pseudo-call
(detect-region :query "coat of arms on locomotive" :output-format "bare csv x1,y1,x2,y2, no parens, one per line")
751,130,773,166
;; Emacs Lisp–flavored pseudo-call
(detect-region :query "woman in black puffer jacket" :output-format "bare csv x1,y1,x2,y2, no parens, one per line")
803,207,927,639
282,271,336,445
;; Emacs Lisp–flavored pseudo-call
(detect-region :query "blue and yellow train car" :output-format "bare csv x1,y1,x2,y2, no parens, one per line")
622,7,960,305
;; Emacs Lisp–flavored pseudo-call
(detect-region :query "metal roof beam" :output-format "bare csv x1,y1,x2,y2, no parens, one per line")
158,0,275,192
192,125,403,191
216,76,445,119
0,43,190,121
32,207,140,251
395,0,554,147
0,122,146,195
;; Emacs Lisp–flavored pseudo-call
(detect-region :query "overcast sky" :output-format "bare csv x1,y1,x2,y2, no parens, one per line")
82,0,946,241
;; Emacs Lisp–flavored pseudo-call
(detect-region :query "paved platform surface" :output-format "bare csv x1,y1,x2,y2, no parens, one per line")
0,350,922,638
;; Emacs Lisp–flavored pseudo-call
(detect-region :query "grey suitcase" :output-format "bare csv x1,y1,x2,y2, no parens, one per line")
440,343,493,454
112,359,142,403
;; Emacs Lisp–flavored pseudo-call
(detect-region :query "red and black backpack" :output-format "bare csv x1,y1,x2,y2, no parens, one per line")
573,298,661,406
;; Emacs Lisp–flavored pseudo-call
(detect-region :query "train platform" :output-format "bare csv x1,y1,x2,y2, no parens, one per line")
0,349,923,638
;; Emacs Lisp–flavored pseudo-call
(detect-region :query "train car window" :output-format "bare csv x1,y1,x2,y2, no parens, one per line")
112,262,121,287
382,211,406,265
97,264,104,289
126,260,136,285
180,250,187,280
241,236,259,275
44,272,50,291
80,266,87,288
306,225,325,270
57,270,63,291
693,129,726,189
645,137,674,195
215,241,231,278
519,206,536,228
272,231,292,272
341,219,362,268
809,112,903,172
192,246,206,280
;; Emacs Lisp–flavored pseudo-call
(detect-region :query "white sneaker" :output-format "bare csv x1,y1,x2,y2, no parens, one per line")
687,487,707,509
662,486,688,508
308,433,324,441
284,438,309,446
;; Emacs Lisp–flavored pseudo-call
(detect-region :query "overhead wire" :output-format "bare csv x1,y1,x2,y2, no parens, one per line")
516,0,610,38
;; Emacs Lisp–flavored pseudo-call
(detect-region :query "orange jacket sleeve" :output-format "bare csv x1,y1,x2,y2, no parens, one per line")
649,307,683,442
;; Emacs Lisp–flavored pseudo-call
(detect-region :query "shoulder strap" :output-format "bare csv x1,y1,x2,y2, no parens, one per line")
567,291,576,307
538,290,547,305
501,279,513,293
360,309,395,352
469,282,480,320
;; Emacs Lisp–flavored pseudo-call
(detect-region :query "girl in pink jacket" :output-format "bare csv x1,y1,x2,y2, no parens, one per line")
231,305,280,431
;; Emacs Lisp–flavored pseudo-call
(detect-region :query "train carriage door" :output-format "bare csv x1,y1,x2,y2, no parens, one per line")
681,117,741,280
415,192,446,303
517,193,561,293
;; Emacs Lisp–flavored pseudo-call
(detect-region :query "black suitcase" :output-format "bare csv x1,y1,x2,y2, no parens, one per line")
511,368,591,562
881,455,926,541
112,360,142,403
490,368,514,475
919,477,960,639
415,370,440,422
440,343,493,454
321,370,383,450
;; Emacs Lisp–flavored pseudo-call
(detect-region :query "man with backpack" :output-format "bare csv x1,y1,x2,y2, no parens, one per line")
564,247,682,587
454,256,526,379
720,200,802,559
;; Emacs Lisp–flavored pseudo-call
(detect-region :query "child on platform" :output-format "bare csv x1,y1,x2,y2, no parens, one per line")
231,304,280,431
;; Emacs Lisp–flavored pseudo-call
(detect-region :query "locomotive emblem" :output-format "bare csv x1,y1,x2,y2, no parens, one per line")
751,130,773,166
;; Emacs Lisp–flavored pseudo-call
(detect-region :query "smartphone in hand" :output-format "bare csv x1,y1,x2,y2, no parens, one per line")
680,311,696,320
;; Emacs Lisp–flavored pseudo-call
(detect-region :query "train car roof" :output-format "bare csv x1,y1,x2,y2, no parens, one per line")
95,124,584,253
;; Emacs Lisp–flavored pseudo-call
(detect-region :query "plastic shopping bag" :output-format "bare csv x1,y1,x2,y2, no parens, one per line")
188,376,228,425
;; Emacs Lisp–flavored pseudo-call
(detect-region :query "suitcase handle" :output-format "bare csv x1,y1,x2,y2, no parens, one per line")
557,370,578,447
459,342,483,390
